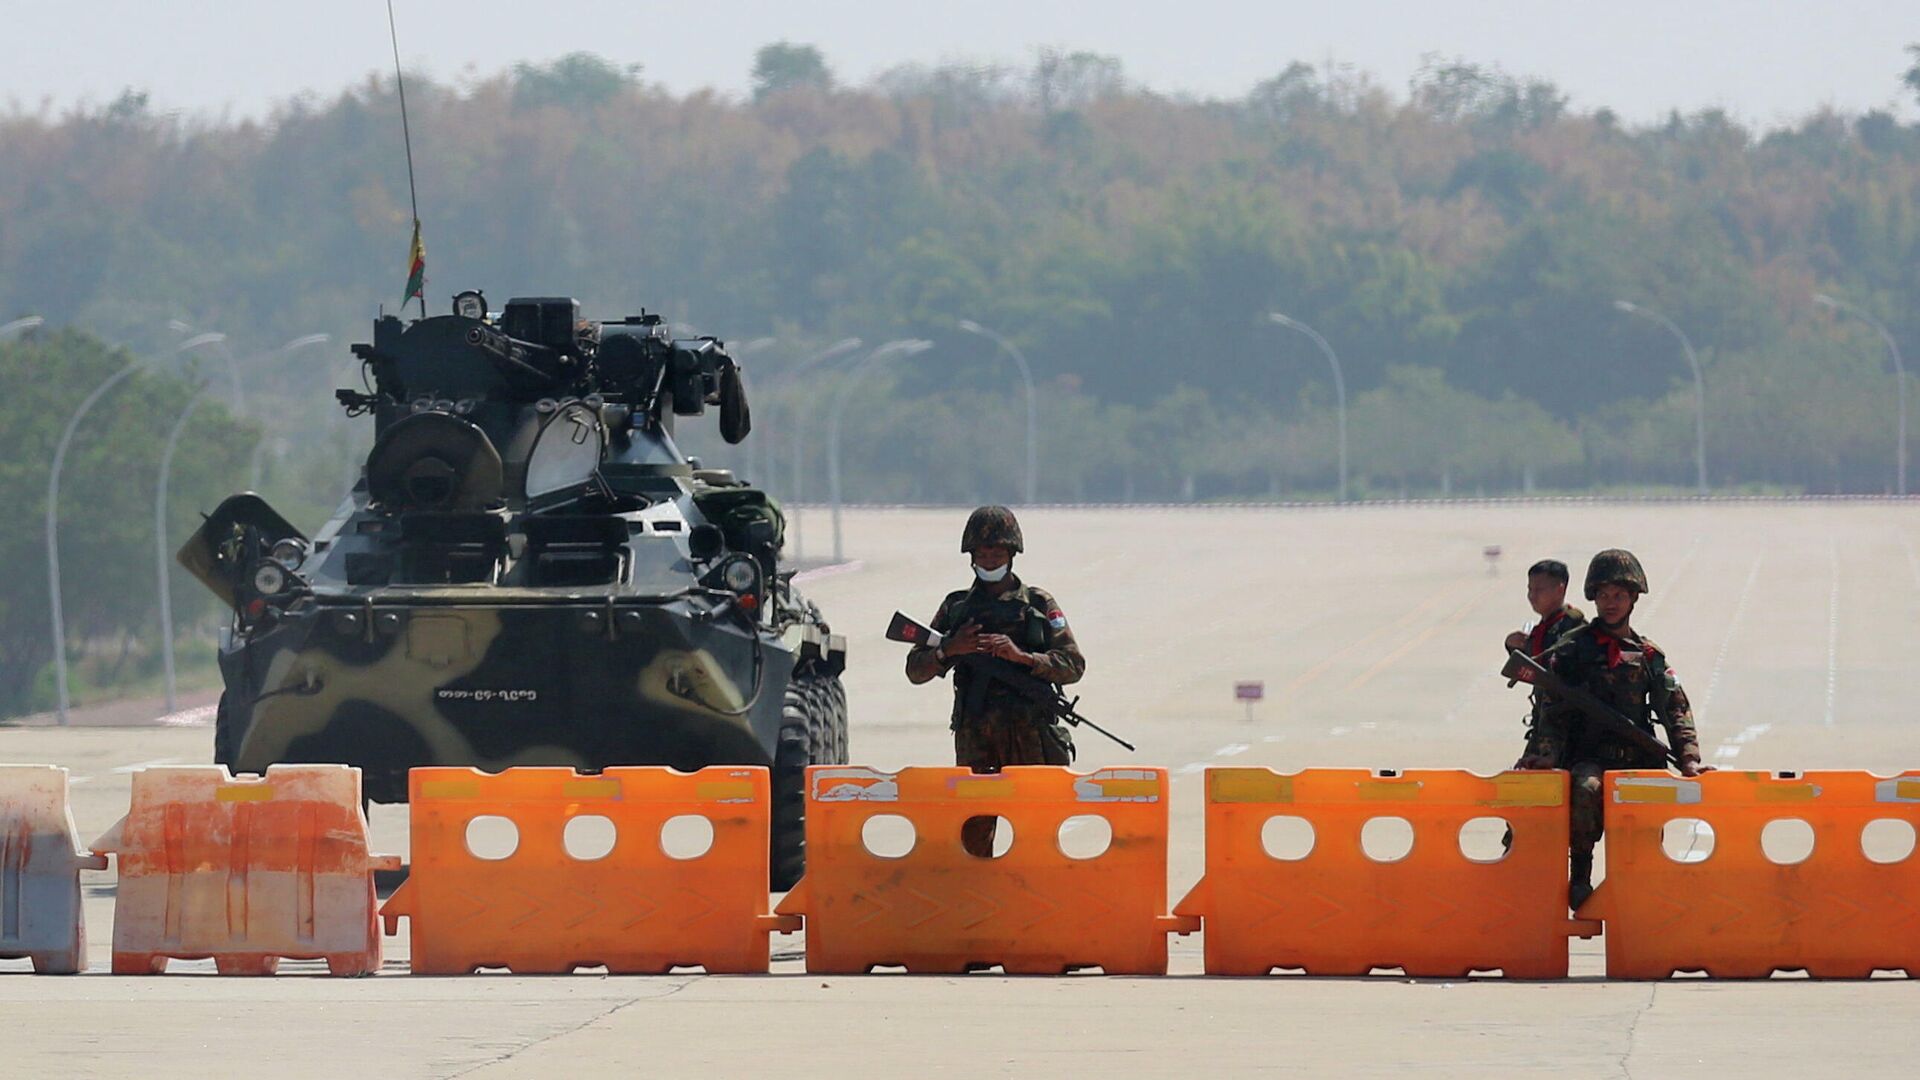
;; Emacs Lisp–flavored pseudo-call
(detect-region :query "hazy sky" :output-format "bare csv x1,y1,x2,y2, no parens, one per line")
3,1,1915,127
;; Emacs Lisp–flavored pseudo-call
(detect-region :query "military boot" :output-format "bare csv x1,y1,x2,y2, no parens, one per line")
1568,850,1595,911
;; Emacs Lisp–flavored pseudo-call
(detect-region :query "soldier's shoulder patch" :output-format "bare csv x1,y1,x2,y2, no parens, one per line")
1047,608,1068,630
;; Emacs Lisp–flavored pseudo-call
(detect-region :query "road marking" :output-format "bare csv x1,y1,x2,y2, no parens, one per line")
792,560,865,584
1261,734,1286,743
157,705,216,727
1215,743,1249,757
1176,762,1206,776
1640,534,1703,620
1825,539,1840,727
111,757,182,774
1343,582,1493,692
1281,583,1473,697
68,775,93,785
1328,726,1351,737
1699,552,1764,718
1709,723,1770,763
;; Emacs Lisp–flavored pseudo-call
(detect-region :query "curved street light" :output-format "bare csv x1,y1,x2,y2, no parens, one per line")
1614,300,1708,495
0,315,45,342
955,320,1038,504
779,338,863,562
1814,293,1907,496
46,358,147,725
828,339,933,562
1268,313,1349,502
246,333,333,488
156,385,211,714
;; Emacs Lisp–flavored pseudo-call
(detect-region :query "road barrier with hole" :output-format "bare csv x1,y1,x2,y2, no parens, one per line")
89,765,398,975
1583,770,1920,978
1173,768,1597,977
776,765,1196,973
382,766,798,974
1,765,107,973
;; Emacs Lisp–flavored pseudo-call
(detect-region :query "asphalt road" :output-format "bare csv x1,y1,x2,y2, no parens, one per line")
4,503,1917,1078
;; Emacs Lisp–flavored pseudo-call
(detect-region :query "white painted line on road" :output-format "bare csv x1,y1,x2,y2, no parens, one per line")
1708,723,1770,764
1176,762,1206,776
1699,552,1764,718
68,775,92,785
1358,722,1376,730
1328,726,1351,737
1640,534,1702,619
1261,734,1285,743
792,560,865,584
1215,743,1249,757
157,705,216,727
1825,539,1840,727
112,757,182,774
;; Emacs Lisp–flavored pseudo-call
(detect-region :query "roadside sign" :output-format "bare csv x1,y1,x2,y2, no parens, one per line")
1235,681,1264,723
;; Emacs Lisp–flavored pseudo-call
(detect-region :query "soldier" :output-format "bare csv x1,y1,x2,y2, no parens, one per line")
1505,559,1587,768
905,506,1086,857
1525,549,1707,909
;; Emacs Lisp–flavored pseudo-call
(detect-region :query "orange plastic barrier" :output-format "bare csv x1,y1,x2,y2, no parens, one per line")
1585,770,1920,978
90,765,399,975
775,765,1195,974
1,765,108,973
381,766,797,974
1174,768,1596,977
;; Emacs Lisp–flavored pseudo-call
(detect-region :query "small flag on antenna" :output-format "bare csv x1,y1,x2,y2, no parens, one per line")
403,219,426,305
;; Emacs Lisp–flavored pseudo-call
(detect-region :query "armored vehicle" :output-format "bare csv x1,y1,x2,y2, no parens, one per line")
179,294,848,887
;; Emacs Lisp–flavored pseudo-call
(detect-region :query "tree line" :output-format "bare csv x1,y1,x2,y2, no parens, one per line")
4,45,1920,713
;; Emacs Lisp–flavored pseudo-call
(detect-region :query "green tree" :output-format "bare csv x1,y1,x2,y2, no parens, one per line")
751,43,834,102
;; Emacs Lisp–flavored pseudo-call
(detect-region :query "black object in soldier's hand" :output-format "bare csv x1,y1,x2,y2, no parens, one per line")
887,611,1136,753
1501,650,1680,767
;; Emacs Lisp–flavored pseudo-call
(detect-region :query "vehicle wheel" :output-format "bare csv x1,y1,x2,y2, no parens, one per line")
825,676,849,762
769,670,818,891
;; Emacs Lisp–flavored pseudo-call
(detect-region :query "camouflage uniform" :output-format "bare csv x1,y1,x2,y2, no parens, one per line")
904,507,1086,856
1535,549,1704,908
1538,623,1702,852
1513,603,1587,767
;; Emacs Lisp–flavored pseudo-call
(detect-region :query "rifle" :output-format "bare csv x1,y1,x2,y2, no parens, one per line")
1502,649,1680,767
887,611,1136,752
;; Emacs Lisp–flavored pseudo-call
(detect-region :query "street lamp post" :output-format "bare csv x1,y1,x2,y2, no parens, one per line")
1814,293,1907,496
0,315,45,342
1614,300,1708,495
246,333,332,489
1267,313,1349,502
46,359,146,725
828,339,933,562
778,338,862,562
155,386,210,715
956,320,1038,504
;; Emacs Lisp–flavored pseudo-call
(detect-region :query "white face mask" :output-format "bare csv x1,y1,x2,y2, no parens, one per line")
973,562,1010,583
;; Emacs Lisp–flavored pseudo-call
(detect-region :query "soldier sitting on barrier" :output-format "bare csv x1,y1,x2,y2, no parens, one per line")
1505,558,1587,769
1519,549,1708,910
904,506,1086,858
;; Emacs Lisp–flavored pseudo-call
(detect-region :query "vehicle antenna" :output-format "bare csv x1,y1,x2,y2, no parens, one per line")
388,0,427,319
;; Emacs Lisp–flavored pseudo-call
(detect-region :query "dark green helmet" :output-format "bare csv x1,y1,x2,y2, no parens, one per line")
961,505,1024,554
1584,548,1649,600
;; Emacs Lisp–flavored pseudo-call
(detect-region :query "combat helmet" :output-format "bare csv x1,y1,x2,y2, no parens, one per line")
1584,548,1649,600
961,505,1024,553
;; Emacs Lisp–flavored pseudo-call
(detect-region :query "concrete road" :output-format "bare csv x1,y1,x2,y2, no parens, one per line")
3,503,1916,1078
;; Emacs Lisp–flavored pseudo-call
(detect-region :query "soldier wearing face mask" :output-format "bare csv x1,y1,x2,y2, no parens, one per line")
905,506,1086,856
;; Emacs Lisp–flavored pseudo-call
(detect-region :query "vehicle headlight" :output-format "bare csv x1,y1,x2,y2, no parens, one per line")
252,561,288,596
722,557,758,593
270,537,308,570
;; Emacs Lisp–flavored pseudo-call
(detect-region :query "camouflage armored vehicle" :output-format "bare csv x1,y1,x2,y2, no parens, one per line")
178,293,848,887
